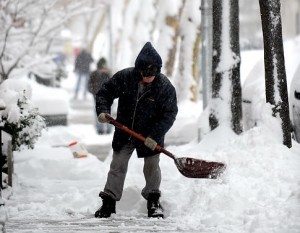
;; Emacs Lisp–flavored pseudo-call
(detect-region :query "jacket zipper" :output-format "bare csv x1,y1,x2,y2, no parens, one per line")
129,89,151,140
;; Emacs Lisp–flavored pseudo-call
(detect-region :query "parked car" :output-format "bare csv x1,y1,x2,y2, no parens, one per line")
28,53,67,88
30,79,69,126
290,66,300,142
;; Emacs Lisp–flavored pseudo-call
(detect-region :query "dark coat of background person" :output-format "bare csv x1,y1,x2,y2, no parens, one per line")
74,49,93,74
88,59,111,96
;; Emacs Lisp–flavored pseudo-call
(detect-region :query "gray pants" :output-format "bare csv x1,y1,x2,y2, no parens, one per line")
103,143,161,201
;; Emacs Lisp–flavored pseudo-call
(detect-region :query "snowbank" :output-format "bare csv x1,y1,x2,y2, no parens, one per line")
7,115,300,232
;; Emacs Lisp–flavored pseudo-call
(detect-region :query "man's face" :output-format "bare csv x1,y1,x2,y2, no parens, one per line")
142,75,155,83
140,65,159,83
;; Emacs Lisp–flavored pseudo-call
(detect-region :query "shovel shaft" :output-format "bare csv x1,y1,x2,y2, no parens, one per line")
104,114,226,179
105,113,176,160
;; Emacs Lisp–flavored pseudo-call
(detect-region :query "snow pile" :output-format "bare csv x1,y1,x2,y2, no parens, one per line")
0,79,32,123
7,108,300,232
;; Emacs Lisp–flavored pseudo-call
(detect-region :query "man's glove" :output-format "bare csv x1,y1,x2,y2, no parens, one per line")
144,137,157,151
98,113,108,123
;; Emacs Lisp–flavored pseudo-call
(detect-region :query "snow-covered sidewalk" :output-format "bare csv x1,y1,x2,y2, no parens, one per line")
7,217,182,233
5,118,300,232
4,127,202,233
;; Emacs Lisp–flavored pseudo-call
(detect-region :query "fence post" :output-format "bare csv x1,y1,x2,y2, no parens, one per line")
0,126,3,190
0,106,7,232
7,141,13,187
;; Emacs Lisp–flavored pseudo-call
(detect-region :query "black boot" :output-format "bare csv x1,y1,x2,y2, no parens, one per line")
95,192,116,218
147,192,164,218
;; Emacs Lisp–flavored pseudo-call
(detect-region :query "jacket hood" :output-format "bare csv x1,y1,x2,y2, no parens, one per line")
135,42,162,70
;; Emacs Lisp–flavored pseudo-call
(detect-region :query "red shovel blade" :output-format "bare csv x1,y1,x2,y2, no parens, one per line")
174,157,226,179
104,113,226,179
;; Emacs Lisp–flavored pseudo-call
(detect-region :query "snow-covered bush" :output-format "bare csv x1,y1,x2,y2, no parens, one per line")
0,79,46,151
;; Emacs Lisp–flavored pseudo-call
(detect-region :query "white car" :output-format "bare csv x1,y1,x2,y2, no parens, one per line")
31,80,69,126
290,68,300,142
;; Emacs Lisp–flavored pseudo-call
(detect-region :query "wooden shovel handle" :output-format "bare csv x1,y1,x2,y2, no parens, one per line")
104,113,175,160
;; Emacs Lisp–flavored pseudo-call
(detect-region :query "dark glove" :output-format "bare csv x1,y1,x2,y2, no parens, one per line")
98,113,109,123
144,137,157,150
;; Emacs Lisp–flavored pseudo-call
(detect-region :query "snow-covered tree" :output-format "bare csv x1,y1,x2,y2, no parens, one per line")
0,0,103,152
259,0,291,148
105,0,200,103
109,0,156,70
173,0,201,102
0,0,102,82
68,0,108,54
209,0,243,134
153,0,183,77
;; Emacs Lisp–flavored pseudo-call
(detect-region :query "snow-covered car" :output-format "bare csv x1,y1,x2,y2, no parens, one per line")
290,67,300,142
241,38,300,136
241,53,265,130
31,80,69,126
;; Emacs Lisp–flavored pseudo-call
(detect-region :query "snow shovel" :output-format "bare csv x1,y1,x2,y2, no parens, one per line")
104,113,226,179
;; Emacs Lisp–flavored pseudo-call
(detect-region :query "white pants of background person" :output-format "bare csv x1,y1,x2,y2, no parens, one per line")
74,72,89,99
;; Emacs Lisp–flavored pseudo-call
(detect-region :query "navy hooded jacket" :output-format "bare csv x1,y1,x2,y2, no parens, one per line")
96,42,178,157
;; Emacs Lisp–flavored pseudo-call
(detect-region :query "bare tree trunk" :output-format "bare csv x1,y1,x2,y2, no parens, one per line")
210,0,242,134
83,0,106,53
210,0,223,131
165,0,186,77
191,32,201,101
113,0,130,63
88,12,107,54
259,0,291,148
230,0,242,134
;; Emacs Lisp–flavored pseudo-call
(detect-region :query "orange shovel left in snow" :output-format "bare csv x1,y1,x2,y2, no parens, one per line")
68,141,88,158
104,113,226,179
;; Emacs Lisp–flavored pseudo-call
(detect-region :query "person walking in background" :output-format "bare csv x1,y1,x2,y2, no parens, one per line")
74,48,93,100
88,57,112,134
94,42,178,219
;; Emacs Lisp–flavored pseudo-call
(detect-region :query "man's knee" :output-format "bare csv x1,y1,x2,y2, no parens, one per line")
110,157,128,174
144,154,160,166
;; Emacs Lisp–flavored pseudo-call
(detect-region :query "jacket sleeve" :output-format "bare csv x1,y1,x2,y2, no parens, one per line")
149,83,178,141
95,71,121,115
